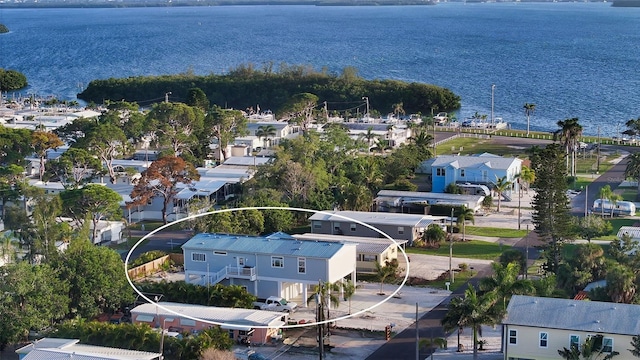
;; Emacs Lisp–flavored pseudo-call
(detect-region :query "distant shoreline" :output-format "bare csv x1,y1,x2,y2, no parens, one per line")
0,0,438,8
0,0,612,8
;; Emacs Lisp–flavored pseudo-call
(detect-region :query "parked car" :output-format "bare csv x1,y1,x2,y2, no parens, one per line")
253,296,297,312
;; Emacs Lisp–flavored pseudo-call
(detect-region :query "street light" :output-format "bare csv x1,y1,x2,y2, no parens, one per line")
165,92,172,103
362,96,369,117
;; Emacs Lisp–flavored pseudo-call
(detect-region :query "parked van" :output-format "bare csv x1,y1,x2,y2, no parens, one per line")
592,199,636,216
457,183,491,197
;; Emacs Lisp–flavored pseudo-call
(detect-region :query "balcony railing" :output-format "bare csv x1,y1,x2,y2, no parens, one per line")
227,266,257,281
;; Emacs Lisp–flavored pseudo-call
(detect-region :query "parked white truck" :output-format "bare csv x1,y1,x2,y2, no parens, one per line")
253,296,297,312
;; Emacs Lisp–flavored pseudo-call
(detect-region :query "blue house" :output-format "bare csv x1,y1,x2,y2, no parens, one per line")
419,153,522,194
182,233,357,304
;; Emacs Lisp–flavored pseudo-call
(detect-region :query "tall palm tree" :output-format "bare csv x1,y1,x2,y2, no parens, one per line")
519,166,535,194
342,279,356,315
441,285,498,360
598,185,613,217
494,175,513,212
456,206,475,241
479,262,536,313
624,152,640,196
523,103,536,136
255,124,277,149
360,127,378,152
609,193,623,218
554,118,583,177
392,102,405,120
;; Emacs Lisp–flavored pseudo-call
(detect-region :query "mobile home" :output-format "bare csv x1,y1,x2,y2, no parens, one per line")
592,199,636,216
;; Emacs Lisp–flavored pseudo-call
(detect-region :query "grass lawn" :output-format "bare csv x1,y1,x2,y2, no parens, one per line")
426,270,475,292
406,240,507,260
619,188,637,202
591,217,638,240
436,137,523,157
464,226,528,238
129,221,165,231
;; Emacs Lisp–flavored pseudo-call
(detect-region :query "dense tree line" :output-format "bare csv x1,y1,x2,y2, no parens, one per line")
78,64,461,116
136,281,257,308
0,68,28,91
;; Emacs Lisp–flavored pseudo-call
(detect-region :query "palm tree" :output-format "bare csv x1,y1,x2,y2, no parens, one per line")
554,118,583,177
255,124,277,149
392,102,405,120
598,185,613,217
519,166,535,194
606,264,636,303
624,152,640,196
494,175,513,212
456,206,475,241
307,281,341,340
479,262,536,313
342,279,356,315
441,285,498,360
360,127,378,152
609,193,623,218
523,103,536,136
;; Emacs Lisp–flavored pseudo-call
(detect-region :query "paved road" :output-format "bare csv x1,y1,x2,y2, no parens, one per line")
366,141,633,360
120,229,192,261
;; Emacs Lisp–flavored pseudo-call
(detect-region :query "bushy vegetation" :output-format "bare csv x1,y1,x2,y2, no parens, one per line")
0,68,27,91
135,281,257,308
78,64,461,115
129,250,169,268
0,24,8,33
52,319,233,360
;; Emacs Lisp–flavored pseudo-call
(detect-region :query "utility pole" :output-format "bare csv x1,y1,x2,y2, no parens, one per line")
415,303,419,360
517,178,521,230
165,92,172,103
491,84,495,129
597,126,601,173
362,96,370,116
449,207,454,284
317,292,324,360
525,224,529,279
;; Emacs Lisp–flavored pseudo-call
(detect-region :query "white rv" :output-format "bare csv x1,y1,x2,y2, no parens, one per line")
592,199,636,216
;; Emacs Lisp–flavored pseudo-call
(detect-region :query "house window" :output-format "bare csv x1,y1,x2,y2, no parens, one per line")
298,257,306,274
602,337,613,353
313,221,322,229
436,168,446,176
508,329,517,345
460,169,465,177
539,332,548,348
570,335,580,348
271,256,284,268
214,251,227,256
237,257,245,266
362,254,378,262
180,319,196,327
350,223,356,232
398,226,405,235
228,330,235,339
192,252,206,262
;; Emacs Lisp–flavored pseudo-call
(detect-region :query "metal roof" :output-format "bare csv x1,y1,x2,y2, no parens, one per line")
17,338,160,360
182,233,349,259
504,295,640,335
292,233,407,254
308,210,445,228
131,302,285,328
425,154,521,171
617,226,640,240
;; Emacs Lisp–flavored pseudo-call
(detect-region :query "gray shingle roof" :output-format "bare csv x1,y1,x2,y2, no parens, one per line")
504,295,640,335
308,210,444,228
182,233,347,258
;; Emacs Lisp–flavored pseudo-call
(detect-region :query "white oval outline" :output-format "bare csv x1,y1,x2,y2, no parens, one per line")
125,207,410,329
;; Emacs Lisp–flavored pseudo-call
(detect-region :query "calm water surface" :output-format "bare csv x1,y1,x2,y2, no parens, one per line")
1,3,639,136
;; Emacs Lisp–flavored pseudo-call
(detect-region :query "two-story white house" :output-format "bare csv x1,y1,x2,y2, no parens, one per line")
182,233,357,304
503,295,640,360
419,153,522,195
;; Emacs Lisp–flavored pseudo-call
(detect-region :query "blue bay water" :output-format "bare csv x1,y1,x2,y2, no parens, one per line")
0,3,639,136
